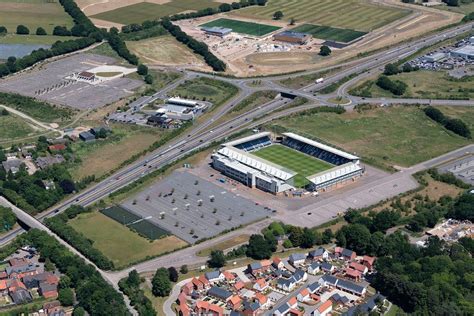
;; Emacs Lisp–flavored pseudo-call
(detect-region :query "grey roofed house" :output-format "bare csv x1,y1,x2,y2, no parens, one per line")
6,263,37,276
336,278,367,295
308,282,320,293
10,288,32,304
23,272,55,289
275,302,291,315
308,247,327,258
319,274,338,286
248,262,262,271
273,269,292,279
79,131,96,142
276,277,295,289
39,282,57,294
320,262,334,271
293,269,306,282
242,300,260,312
205,270,222,281
344,294,386,316
309,262,321,270
330,292,350,305
342,248,355,258
289,253,306,263
2,159,23,174
35,155,65,170
207,286,232,300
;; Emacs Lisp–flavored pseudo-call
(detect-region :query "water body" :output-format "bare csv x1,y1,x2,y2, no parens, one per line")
0,43,51,59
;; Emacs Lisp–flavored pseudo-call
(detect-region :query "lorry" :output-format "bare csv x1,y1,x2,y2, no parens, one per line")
315,77,324,84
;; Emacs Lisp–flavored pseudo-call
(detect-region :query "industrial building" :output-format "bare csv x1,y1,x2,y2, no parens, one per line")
273,31,311,45
451,45,474,60
201,26,232,37
211,132,363,195
422,52,446,63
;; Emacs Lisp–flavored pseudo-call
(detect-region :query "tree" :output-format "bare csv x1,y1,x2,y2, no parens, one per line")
58,288,75,306
180,265,188,274
144,74,154,84
322,229,333,244
283,239,293,248
319,45,331,56
0,26,7,35
36,27,47,36
152,267,171,297
137,64,148,76
168,267,179,282
273,11,284,20
268,222,285,236
289,18,296,25
246,234,274,259
126,270,141,288
1,109,8,116
337,224,372,254
219,3,232,12
449,192,474,221
72,307,85,316
59,179,76,194
288,226,304,247
44,258,55,271
208,250,226,268
300,228,317,248
16,25,30,35
383,63,399,76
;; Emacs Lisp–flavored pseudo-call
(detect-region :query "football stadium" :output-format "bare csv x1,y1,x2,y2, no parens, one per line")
211,132,363,195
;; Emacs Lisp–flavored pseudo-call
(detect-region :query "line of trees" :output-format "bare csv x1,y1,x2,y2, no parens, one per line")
19,229,129,315
161,18,226,71
107,28,139,65
383,62,419,76
58,0,99,37
376,75,408,95
0,206,16,233
119,270,156,316
424,106,471,138
44,205,115,270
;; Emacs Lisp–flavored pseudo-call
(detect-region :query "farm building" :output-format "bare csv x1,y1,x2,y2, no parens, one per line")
202,26,232,37
211,132,363,195
273,31,311,45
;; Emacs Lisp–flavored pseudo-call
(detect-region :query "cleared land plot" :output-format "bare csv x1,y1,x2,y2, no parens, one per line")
91,0,224,25
201,18,280,36
0,113,38,141
101,206,168,240
291,24,367,43
272,106,472,170
68,211,187,268
229,0,410,32
127,36,206,66
0,0,74,34
122,171,270,244
351,71,474,100
69,124,169,180
253,144,333,187
0,53,143,109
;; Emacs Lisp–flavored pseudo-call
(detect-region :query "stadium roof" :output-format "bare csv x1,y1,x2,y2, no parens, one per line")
283,132,359,160
218,146,295,181
308,162,362,186
223,132,271,147
201,26,232,35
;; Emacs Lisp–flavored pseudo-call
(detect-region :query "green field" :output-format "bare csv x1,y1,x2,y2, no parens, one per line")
351,71,474,100
230,0,410,32
201,18,281,36
0,0,74,34
253,145,333,187
291,24,367,43
68,211,188,268
170,77,238,106
0,113,38,142
0,34,76,45
92,0,224,25
271,106,473,171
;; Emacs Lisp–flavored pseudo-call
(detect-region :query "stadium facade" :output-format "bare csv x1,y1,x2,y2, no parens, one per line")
211,132,363,195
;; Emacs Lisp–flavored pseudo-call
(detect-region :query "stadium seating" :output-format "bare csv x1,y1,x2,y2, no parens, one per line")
282,137,349,166
235,136,272,152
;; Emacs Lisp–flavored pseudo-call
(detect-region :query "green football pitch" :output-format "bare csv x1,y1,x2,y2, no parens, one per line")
201,18,281,36
291,24,367,43
252,145,333,187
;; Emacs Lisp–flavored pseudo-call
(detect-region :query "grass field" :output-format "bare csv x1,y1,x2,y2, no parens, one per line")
351,71,474,100
0,34,76,45
127,35,206,67
0,113,38,142
170,77,238,107
253,145,333,187
68,212,188,268
201,18,281,36
291,24,367,43
69,124,169,180
91,0,224,25
0,0,74,34
271,106,472,170
229,0,410,32
196,234,250,257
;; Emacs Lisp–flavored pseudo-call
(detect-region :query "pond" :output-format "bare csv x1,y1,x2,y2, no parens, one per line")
0,43,50,59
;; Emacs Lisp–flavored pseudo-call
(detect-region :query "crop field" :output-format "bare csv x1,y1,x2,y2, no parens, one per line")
0,0,74,34
291,24,367,43
91,0,224,25
100,205,169,240
230,0,410,32
69,211,187,268
253,145,333,187
271,106,473,170
201,18,281,36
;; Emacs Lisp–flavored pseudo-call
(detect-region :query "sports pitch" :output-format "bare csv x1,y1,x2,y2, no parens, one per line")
201,18,281,36
91,0,224,25
252,145,333,187
291,24,367,43
230,0,410,32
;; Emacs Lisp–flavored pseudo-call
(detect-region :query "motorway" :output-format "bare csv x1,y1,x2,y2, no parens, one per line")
1,20,474,314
